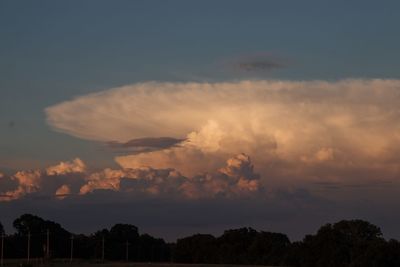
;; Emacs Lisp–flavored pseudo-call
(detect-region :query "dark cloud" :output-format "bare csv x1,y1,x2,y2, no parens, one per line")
227,53,288,72
106,137,185,154
237,60,284,71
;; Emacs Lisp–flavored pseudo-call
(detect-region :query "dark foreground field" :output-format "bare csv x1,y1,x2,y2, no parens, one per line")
0,262,280,267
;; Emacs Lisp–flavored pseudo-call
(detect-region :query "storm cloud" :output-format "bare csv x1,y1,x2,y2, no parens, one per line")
45,79,400,185
4,79,400,240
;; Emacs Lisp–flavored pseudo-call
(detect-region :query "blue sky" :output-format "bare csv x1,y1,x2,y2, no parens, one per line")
1,0,400,239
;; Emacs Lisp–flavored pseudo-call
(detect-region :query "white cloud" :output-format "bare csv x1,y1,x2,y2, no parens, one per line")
42,79,400,189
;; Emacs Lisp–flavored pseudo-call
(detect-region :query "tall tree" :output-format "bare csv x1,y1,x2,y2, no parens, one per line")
13,214,71,258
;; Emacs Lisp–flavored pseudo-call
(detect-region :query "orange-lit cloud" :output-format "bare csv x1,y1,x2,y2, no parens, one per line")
44,80,400,186
0,154,261,201
1,170,42,201
55,184,71,200
0,158,86,202
46,158,86,176
78,153,260,199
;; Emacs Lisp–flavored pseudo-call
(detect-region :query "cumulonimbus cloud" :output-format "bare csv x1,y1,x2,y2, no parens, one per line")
5,79,400,201
45,79,400,184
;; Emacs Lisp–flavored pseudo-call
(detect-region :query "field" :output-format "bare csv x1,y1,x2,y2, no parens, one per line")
0,261,279,267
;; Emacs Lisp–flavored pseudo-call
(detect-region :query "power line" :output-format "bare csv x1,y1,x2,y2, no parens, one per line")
27,231,31,264
70,235,74,263
102,236,105,262
1,233,4,267
46,229,50,259
126,240,129,261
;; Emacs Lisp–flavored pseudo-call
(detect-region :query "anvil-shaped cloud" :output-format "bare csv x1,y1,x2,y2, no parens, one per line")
3,78,400,236
45,80,400,185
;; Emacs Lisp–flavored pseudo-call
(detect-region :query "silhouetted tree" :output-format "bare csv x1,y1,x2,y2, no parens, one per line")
287,219,386,267
3,214,400,266
12,214,71,258
174,234,218,263
174,228,290,265
248,231,290,265
0,221,4,234
218,227,259,264
87,224,170,261
138,233,169,262
110,224,139,241
92,228,109,259
105,224,139,260
73,234,94,259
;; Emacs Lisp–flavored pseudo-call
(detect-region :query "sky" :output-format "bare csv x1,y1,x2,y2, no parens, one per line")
1,0,400,241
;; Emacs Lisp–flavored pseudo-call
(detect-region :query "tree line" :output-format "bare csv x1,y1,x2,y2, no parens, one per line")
1,214,400,266
0,214,169,262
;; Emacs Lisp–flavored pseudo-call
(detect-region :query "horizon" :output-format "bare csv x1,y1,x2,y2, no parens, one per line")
0,212,392,243
0,213,392,244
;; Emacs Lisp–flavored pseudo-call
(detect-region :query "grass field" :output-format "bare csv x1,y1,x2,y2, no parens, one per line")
0,260,279,267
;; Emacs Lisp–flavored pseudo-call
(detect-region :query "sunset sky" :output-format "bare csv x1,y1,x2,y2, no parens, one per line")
1,0,400,241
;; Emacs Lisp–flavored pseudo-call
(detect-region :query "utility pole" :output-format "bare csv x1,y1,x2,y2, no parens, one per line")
101,236,105,262
125,241,129,261
1,232,4,267
27,231,31,264
70,235,74,263
46,229,50,259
